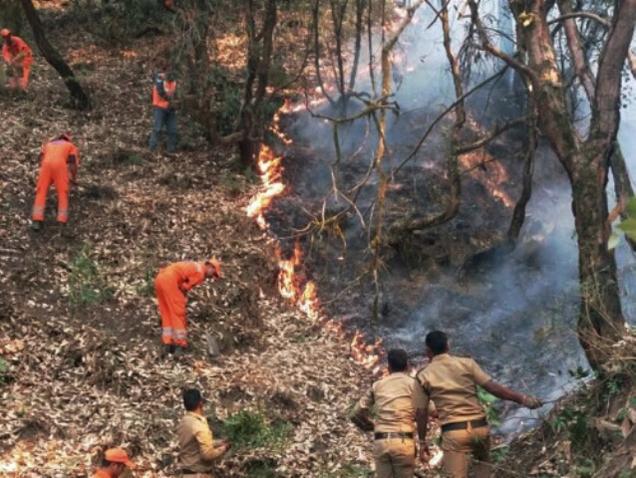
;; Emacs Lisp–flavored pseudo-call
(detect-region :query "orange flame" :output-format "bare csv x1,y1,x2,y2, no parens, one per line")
246,145,286,229
246,102,384,375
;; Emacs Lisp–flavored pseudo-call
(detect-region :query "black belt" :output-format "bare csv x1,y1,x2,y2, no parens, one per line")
441,418,488,433
374,431,414,440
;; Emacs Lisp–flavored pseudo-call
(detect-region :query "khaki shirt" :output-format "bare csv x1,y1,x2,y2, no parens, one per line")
353,372,428,433
178,412,224,472
415,353,491,425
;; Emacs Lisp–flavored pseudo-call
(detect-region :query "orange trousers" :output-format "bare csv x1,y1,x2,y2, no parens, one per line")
8,58,31,90
32,159,69,223
155,275,188,347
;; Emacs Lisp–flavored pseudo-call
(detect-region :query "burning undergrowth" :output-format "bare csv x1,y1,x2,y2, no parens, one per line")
249,91,589,435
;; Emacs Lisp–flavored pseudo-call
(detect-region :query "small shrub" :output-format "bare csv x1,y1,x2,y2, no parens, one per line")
549,406,588,448
477,386,500,426
69,244,113,305
244,458,280,478
318,464,372,478
0,358,9,384
136,268,156,297
221,410,291,450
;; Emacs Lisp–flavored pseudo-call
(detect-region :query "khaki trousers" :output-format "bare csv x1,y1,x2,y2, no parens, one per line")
441,425,491,478
373,438,415,478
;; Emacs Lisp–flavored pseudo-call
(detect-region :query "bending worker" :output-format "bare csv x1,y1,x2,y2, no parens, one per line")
1,28,33,90
149,63,177,154
31,133,79,230
415,330,543,478
155,259,223,357
92,447,135,478
351,348,427,478
178,388,230,477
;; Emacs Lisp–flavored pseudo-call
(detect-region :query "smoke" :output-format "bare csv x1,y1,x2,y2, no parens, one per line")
273,2,636,434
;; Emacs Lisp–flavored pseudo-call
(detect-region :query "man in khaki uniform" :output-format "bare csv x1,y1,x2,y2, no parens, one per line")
351,349,427,478
177,388,230,477
415,331,542,478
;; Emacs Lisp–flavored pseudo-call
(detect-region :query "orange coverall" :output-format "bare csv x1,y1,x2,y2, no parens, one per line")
32,139,80,224
2,35,33,90
155,262,206,347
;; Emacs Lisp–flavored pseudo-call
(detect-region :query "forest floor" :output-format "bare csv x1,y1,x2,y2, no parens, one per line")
0,13,379,478
0,4,635,478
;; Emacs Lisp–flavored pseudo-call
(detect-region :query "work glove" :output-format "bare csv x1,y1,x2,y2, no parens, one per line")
521,395,543,409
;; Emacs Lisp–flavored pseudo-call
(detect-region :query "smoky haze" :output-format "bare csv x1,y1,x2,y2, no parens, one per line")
272,2,636,435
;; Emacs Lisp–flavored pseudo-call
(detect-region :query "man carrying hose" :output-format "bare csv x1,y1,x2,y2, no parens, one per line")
416,330,543,478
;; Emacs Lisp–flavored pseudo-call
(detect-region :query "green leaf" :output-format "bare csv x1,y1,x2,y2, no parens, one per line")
626,196,636,218
618,218,636,241
608,232,620,250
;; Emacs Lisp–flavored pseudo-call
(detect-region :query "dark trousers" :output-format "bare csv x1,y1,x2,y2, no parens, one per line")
149,107,177,152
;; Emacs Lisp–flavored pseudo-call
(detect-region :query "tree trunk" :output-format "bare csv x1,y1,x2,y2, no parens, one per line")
238,0,277,169
571,158,624,368
20,0,90,110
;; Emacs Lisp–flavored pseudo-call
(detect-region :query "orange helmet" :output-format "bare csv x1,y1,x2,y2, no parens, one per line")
206,257,223,278
0,29,10,38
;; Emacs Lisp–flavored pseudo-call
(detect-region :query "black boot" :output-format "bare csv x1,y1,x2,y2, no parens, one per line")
30,220,42,231
161,344,175,358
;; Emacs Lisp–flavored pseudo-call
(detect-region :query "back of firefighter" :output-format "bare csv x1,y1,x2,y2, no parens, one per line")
1,28,33,90
351,349,427,478
149,64,177,154
31,134,79,230
415,331,543,478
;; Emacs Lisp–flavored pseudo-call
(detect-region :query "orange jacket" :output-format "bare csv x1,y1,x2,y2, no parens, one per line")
157,262,206,292
152,74,177,109
41,138,80,169
92,470,110,478
2,35,32,64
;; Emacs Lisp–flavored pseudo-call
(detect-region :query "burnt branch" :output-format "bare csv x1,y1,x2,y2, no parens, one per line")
456,116,527,155
393,66,508,175
467,0,536,81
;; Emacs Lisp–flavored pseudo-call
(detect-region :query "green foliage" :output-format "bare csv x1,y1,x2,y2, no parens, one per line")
221,410,292,450
549,406,588,448
573,458,595,477
69,0,170,43
244,459,280,478
477,386,501,426
0,0,24,34
136,268,155,297
69,244,113,305
490,445,509,463
210,68,243,136
0,357,9,385
318,464,372,478
612,197,636,248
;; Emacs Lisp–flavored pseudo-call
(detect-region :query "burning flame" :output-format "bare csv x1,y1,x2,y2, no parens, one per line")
246,103,385,374
246,145,285,229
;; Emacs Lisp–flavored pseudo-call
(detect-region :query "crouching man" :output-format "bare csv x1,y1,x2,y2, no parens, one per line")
178,388,230,477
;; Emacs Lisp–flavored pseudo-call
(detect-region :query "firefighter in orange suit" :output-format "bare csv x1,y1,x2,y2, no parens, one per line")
31,133,79,230
149,65,177,153
155,259,223,357
1,28,33,90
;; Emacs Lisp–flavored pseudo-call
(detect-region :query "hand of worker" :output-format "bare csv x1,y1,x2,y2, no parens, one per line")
521,394,543,409
418,442,430,465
